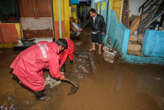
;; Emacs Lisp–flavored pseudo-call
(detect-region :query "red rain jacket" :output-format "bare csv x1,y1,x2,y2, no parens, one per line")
10,41,61,92
59,39,74,67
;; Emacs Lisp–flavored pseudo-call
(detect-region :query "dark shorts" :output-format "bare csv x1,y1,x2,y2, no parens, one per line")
91,32,102,44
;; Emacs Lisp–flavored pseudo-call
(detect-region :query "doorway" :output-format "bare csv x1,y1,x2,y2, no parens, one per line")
19,0,54,38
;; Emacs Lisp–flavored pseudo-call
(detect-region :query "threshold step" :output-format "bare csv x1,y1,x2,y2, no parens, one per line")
127,50,144,56
138,34,145,44
128,43,142,52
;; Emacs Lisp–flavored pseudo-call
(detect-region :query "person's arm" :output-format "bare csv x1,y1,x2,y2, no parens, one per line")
69,51,74,62
59,50,69,67
68,45,74,62
83,16,91,29
48,54,61,79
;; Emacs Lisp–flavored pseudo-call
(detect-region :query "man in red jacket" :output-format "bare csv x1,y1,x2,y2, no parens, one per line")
10,39,67,101
59,39,74,73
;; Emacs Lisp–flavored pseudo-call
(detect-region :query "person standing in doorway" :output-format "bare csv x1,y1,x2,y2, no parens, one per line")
83,8,106,55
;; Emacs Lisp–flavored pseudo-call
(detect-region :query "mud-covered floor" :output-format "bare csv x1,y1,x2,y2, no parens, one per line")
0,30,164,110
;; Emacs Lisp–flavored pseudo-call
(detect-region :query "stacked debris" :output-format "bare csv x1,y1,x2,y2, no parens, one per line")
103,46,117,63
103,39,118,63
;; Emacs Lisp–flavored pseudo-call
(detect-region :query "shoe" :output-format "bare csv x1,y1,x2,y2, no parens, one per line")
38,96,51,101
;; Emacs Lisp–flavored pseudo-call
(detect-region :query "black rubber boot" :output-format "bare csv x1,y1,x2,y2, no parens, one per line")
34,91,51,101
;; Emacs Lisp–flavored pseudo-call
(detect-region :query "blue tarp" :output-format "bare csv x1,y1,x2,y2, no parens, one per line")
70,0,79,4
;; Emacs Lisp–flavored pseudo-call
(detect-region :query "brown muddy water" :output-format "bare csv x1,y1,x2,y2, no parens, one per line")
0,31,164,110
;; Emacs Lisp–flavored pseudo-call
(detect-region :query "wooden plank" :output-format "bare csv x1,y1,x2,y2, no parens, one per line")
130,16,140,35
130,14,147,35
36,0,52,17
0,24,18,43
0,25,4,43
23,29,53,38
19,0,35,17
121,0,129,27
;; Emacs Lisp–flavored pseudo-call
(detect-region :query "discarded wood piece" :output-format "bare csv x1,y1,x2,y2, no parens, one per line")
130,16,140,35
130,14,147,35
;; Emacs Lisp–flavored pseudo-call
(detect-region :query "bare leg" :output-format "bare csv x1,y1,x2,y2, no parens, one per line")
98,44,102,55
90,42,96,51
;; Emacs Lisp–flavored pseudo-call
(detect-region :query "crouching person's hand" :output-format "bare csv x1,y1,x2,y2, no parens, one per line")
60,74,66,80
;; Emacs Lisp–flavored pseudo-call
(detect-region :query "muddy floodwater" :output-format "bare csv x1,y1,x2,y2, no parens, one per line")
0,30,164,110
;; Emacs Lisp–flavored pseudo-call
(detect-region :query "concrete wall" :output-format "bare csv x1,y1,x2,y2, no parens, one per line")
129,0,146,16
142,30,164,57
108,10,130,54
